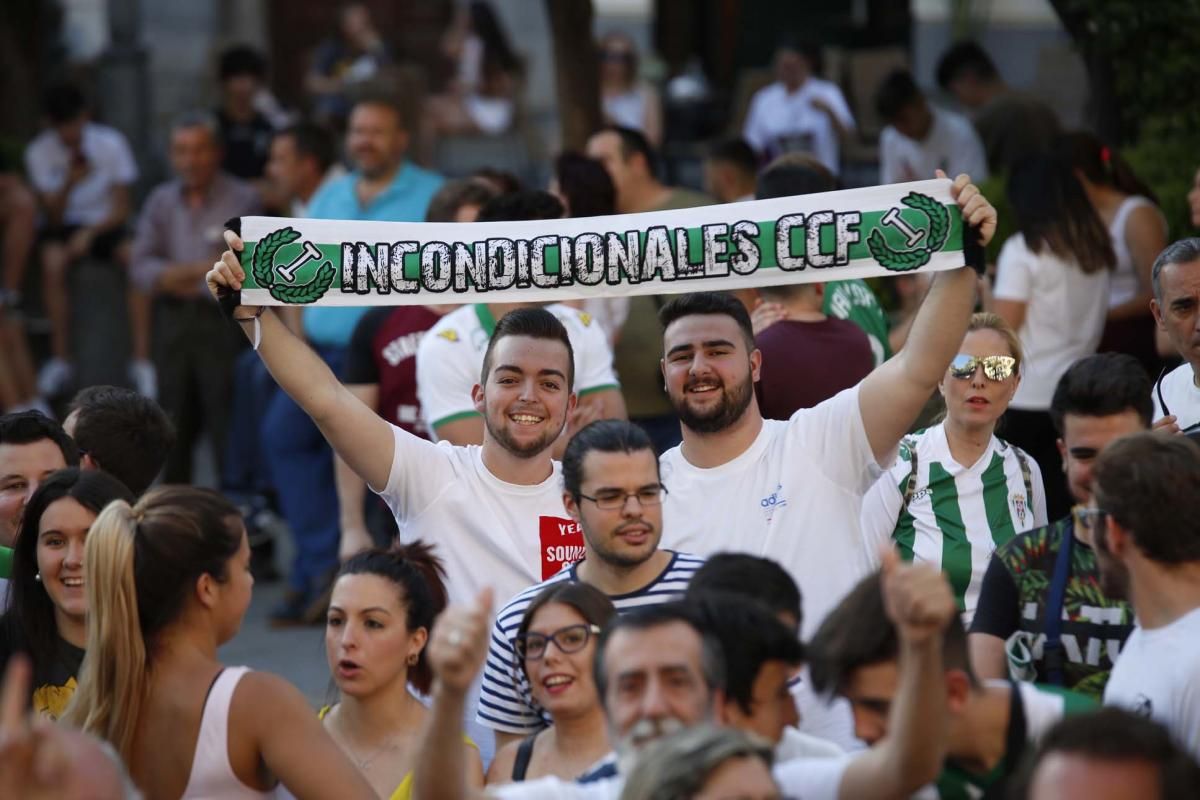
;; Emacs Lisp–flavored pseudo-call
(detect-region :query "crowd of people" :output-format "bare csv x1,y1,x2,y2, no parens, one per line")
1,16,1200,800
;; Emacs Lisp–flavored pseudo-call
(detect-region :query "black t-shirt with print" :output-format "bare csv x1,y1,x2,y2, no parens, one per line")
0,615,85,719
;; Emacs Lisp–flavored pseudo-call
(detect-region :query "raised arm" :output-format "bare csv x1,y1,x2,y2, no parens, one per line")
858,173,995,462
413,589,494,800
207,231,395,491
837,551,956,800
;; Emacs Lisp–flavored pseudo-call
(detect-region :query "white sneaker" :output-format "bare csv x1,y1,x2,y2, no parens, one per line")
36,358,74,397
129,360,158,400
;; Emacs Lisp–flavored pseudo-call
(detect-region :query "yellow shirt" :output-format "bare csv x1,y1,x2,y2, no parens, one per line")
317,705,477,800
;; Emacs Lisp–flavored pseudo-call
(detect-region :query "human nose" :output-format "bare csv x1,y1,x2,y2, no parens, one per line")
638,677,670,719
64,538,84,568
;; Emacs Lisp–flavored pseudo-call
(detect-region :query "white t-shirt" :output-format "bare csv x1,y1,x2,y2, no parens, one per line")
1152,361,1200,435
860,423,1047,623
660,385,885,639
993,234,1111,410
1105,606,1200,757
1106,196,1162,308
487,755,851,800
742,78,856,173
879,106,988,185
378,428,575,609
24,123,138,226
477,551,705,733
416,304,620,433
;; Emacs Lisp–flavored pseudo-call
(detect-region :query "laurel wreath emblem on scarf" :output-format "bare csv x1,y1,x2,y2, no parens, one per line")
251,226,336,304
867,193,952,272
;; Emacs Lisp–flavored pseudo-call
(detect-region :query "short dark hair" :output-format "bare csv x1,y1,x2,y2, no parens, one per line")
874,69,924,123
0,411,79,466
658,292,755,350
755,156,839,200
218,44,267,82
686,553,802,627
1010,708,1200,799
275,123,335,175
480,307,576,391
349,92,407,131
476,190,564,223
706,139,758,177
690,592,804,715
562,420,657,500
594,602,725,704
554,153,616,218
935,41,998,91
515,581,617,685
808,570,974,696
1049,354,1153,434
336,540,448,694
1092,433,1200,565
1151,237,1200,305
44,82,88,125
68,386,174,496
5,468,134,681
424,178,498,223
596,125,660,177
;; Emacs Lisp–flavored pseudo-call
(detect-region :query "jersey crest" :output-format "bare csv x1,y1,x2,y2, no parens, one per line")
437,328,459,342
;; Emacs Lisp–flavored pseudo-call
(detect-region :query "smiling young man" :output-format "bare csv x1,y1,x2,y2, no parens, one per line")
656,172,995,641
477,420,704,751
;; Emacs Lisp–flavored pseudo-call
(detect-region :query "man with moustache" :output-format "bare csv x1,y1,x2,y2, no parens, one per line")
1090,434,1200,757
414,551,960,800
656,172,995,641
477,420,704,749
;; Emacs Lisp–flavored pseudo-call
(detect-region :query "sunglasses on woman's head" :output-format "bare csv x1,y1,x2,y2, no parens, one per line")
949,354,1016,382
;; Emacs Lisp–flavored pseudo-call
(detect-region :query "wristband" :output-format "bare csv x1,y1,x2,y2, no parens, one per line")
963,223,986,276
234,306,265,351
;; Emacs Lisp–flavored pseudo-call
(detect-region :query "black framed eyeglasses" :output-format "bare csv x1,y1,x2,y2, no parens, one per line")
1076,507,1109,531
514,623,601,661
949,354,1017,382
577,484,667,511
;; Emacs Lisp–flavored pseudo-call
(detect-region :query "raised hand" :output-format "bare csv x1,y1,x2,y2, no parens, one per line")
937,169,997,247
428,588,494,694
879,547,957,645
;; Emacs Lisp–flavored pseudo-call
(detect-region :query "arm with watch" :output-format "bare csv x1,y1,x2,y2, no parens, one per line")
857,171,996,463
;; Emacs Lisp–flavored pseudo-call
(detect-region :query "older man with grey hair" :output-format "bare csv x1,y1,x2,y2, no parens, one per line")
1150,237,1200,440
129,111,260,483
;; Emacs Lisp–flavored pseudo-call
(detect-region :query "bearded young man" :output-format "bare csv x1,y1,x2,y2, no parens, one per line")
656,173,995,638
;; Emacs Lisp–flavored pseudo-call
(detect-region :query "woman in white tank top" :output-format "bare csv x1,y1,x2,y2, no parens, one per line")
598,32,663,146
62,486,375,799
1058,133,1168,373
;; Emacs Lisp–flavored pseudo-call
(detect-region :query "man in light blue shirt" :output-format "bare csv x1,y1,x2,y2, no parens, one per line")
262,94,443,624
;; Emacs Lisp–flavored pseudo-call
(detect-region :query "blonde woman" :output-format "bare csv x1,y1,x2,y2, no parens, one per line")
64,486,374,799
861,313,1047,624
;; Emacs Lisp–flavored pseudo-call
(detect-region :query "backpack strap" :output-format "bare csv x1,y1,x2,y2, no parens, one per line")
1013,444,1034,500
900,437,920,510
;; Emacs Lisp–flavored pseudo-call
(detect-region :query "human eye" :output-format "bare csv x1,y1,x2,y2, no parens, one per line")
326,614,344,627
42,534,65,548
0,480,25,493
595,490,623,504
558,627,587,648
637,487,662,503
365,618,385,630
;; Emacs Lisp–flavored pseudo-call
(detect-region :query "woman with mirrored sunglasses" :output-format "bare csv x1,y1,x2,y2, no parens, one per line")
486,582,615,786
861,313,1047,625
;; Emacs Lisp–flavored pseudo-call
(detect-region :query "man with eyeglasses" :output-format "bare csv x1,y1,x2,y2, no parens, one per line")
1149,238,1200,440
414,551,961,800
969,354,1142,699
1090,433,1200,757
477,419,705,752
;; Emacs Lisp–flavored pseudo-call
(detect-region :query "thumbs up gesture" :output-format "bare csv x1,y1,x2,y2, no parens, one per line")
428,588,494,694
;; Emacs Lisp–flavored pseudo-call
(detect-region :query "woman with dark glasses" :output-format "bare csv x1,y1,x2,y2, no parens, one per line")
486,582,615,785
861,313,1047,624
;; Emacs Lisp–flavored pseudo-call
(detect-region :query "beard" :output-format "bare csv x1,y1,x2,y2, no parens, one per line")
1094,527,1131,599
671,373,755,434
615,715,687,768
585,520,661,569
484,410,564,459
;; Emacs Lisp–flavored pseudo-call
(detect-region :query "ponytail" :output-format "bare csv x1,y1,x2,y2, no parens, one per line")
62,501,147,764
1055,131,1159,204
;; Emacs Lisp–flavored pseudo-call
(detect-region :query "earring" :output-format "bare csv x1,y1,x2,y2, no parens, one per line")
407,653,418,666
34,572,41,582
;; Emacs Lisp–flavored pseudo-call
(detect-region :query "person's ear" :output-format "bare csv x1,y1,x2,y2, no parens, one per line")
945,669,972,715
1151,298,1165,328
563,491,582,523
749,347,763,383
80,452,99,471
1055,438,1067,467
471,383,485,415
409,625,429,657
1105,516,1132,557
195,572,220,610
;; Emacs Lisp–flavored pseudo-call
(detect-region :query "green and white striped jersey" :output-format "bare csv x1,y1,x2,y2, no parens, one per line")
861,423,1047,622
